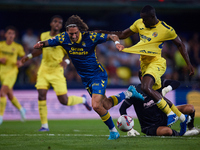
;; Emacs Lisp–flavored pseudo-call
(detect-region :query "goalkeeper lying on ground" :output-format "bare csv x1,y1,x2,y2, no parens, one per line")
119,72,200,136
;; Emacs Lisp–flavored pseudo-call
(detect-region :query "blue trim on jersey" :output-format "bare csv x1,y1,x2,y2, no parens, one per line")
161,21,170,29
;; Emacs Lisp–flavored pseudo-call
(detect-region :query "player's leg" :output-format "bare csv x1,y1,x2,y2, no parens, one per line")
38,89,49,131
103,86,144,110
57,94,92,111
164,96,186,123
92,94,119,140
0,85,8,125
156,126,181,136
52,73,92,110
7,88,26,122
177,104,200,136
141,60,181,126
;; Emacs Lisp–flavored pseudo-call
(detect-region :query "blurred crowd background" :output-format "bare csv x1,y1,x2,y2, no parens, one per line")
0,0,200,89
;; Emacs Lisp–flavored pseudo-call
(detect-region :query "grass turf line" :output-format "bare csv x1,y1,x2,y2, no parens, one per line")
0,118,200,150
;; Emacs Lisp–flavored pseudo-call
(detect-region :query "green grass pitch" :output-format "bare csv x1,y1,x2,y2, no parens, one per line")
0,118,200,150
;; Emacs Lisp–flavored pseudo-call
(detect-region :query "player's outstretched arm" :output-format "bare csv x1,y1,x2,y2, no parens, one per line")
34,40,49,49
173,36,194,76
95,28,135,39
20,49,42,64
107,34,124,51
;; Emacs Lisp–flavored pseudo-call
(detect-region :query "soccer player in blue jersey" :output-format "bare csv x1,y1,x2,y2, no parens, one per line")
96,5,194,128
21,15,92,132
33,15,144,140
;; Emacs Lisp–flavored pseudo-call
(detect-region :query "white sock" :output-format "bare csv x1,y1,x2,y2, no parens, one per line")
82,97,86,104
42,123,48,129
110,127,118,132
124,91,132,99
179,114,186,122
167,111,175,116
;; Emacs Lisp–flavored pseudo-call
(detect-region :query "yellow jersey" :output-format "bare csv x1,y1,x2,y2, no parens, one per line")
122,19,177,63
0,41,25,72
40,31,67,69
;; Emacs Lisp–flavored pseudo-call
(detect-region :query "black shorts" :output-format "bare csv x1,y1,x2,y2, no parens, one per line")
143,126,179,136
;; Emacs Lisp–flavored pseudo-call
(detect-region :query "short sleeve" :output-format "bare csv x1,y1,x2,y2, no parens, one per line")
129,19,141,33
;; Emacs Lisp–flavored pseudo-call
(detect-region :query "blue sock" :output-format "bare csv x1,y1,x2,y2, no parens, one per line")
109,92,125,106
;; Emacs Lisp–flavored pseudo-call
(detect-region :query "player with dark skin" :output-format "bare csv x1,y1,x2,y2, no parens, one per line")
96,5,194,126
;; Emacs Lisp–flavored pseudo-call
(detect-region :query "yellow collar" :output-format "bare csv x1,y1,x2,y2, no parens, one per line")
71,32,82,44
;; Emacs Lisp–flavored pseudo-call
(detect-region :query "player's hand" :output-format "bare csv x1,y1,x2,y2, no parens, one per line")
127,128,140,136
20,56,29,64
34,41,43,49
116,44,124,51
0,58,7,64
60,61,68,69
188,64,194,76
16,60,23,68
60,59,70,69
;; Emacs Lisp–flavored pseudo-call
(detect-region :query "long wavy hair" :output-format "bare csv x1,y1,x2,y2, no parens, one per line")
65,15,89,31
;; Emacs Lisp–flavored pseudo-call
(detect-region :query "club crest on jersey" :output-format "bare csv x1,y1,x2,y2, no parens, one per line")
82,41,86,47
152,32,158,37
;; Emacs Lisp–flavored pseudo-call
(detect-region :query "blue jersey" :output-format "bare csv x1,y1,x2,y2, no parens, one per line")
47,31,108,85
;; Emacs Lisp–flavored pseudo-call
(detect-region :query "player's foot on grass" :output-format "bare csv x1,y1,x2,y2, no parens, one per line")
180,115,191,136
82,95,92,111
108,131,120,140
167,114,178,127
0,116,3,125
20,108,26,122
184,127,200,136
38,127,49,132
128,85,144,101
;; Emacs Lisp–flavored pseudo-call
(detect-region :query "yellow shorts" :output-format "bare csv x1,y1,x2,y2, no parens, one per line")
35,66,67,96
0,68,18,89
141,57,166,90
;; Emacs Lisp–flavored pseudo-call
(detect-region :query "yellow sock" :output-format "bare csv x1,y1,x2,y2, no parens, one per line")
156,98,172,115
38,100,48,124
0,97,7,116
171,104,182,117
11,97,22,110
67,96,83,106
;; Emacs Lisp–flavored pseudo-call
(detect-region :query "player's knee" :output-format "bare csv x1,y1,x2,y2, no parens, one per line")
59,101,67,105
92,103,101,112
38,94,46,100
141,85,150,94
157,127,173,136
187,104,195,113
58,95,68,105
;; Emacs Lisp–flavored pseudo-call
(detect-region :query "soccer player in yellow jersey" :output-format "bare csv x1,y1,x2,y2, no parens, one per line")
96,5,194,127
21,15,92,131
0,26,26,125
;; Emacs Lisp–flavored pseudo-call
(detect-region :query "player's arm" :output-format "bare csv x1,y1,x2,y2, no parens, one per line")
34,40,49,49
107,34,124,51
119,99,133,115
21,49,42,64
96,28,135,39
172,36,194,76
60,55,70,69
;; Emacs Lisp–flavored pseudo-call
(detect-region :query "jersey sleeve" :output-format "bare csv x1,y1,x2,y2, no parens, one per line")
162,22,177,40
17,44,25,57
47,35,62,46
129,19,140,33
89,32,107,44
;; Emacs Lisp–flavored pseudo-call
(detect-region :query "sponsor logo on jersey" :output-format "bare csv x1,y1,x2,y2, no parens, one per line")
152,32,158,37
139,50,158,54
